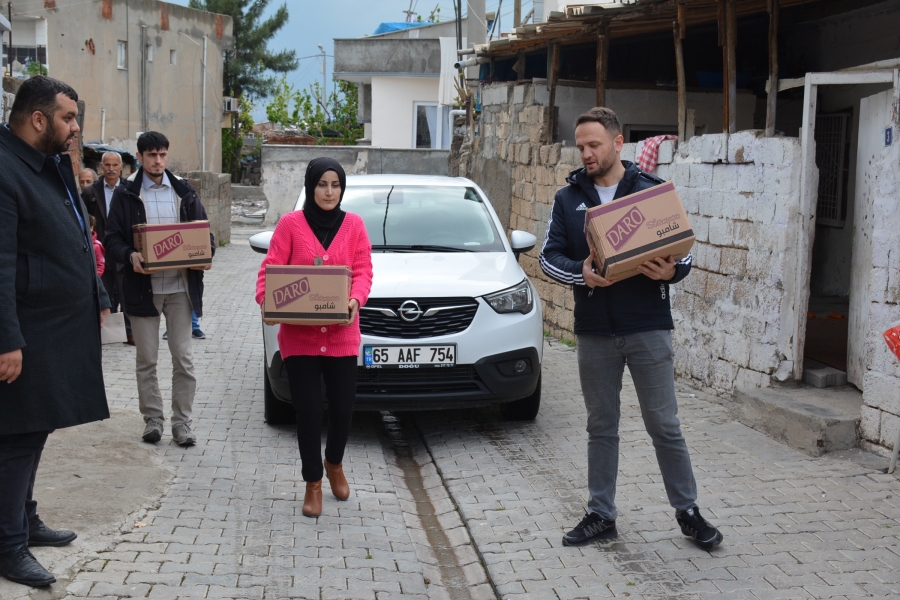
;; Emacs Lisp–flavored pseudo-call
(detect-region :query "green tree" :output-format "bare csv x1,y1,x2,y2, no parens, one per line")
189,0,297,178
265,76,363,146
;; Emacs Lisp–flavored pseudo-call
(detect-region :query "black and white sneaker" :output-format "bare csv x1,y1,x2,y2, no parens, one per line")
562,512,617,546
676,506,723,550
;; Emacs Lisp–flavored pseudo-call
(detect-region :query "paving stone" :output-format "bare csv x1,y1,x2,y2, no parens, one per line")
51,228,900,600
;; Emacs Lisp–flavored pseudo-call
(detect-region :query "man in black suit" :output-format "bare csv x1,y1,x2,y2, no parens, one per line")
82,151,132,344
0,76,111,587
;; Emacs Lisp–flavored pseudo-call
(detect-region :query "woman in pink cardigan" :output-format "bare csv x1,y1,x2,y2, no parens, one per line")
255,158,372,518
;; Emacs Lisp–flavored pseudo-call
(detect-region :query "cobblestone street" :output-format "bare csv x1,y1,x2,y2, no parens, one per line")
16,228,900,600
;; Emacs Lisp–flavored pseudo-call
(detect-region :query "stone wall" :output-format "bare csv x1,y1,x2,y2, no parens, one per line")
182,171,232,246
858,132,900,457
261,145,450,224
456,81,806,395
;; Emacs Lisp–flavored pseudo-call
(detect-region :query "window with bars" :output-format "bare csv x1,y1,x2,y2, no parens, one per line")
814,112,851,227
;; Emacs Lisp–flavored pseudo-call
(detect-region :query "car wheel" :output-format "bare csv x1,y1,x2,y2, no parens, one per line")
264,364,296,425
500,374,541,421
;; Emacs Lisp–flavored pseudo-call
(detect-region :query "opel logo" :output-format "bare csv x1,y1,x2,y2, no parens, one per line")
398,300,423,322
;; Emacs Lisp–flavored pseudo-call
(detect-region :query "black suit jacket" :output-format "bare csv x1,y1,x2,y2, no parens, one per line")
82,176,126,242
0,125,111,434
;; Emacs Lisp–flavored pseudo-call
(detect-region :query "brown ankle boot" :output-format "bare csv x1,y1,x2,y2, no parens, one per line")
324,460,350,501
302,481,322,517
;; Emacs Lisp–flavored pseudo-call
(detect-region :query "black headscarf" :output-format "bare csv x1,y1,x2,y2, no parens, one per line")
303,157,347,249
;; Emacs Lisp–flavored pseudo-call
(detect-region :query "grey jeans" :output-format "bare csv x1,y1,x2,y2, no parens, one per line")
576,330,697,520
130,292,196,427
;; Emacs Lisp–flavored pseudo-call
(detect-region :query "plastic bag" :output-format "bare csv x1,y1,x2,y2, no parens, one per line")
884,320,900,363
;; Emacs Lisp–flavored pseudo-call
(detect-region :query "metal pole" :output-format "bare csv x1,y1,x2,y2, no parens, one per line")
7,3,12,77
201,35,207,171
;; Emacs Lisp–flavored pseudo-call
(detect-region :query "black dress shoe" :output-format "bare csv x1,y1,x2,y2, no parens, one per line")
0,545,56,587
28,520,77,547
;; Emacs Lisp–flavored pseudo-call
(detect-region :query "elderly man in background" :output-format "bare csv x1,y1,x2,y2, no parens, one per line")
83,151,132,344
77,167,96,191
0,75,110,588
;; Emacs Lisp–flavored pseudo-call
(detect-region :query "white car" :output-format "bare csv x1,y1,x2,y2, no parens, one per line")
250,175,543,423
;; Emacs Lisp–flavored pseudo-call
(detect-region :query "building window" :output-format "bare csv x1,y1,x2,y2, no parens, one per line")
413,102,451,150
145,43,153,62
169,49,177,65
117,40,127,69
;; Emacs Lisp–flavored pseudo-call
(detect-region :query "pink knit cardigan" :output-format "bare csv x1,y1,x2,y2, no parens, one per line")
255,211,373,358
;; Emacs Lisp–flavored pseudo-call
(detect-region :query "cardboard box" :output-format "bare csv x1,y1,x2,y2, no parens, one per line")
263,265,352,325
583,181,694,282
133,221,212,272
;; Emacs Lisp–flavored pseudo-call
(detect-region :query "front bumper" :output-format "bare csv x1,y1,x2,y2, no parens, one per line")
266,346,540,411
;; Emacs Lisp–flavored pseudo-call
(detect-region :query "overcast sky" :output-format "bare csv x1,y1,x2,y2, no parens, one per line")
168,0,535,118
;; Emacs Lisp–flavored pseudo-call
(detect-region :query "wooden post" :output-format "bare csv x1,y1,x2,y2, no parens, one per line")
674,13,686,142
725,0,737,133
547,43,561,144
719,0,728,131
595,24,609,107
514,0,522,28
685,108,696,141
765,0,779,136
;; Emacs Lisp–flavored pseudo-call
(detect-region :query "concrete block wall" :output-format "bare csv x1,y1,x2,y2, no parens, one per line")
261,146,450,224
858,137,900,457
458,82,805,393
182,171,232,246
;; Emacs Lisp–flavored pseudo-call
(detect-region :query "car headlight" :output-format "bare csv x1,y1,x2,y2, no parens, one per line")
484,280,533,314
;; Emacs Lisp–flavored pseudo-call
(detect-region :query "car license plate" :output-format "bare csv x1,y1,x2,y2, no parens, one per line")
363,345,456,367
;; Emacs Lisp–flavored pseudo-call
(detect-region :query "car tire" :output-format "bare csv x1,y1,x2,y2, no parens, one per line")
264,365,296,425
500,374,541,421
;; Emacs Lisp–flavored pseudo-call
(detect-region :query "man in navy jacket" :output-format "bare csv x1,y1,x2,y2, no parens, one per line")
540,107,722,550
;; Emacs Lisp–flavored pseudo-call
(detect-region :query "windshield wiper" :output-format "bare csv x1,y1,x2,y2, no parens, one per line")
372,244,472,252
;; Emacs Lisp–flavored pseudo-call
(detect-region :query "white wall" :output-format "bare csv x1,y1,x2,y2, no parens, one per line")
371,76,440,149
532,83,756,144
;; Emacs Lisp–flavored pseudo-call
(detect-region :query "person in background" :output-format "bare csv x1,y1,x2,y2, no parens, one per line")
255,158,372,518
83,152,132,344
90,215,105,279
104,131,213,447
0,75,110,588
77,167,96,191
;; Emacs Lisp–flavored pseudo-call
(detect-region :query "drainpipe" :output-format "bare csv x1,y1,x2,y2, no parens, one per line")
449,108,467,141
201,35,207,171
140,25,148,133
100,108,106,144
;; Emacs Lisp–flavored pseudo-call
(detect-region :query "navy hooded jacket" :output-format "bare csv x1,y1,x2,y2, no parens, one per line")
539,160,692,336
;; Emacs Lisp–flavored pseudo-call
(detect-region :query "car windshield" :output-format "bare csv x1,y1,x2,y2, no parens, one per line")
336,185,506,252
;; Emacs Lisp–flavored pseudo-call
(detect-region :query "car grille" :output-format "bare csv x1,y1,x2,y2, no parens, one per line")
357,365,482,394
360,297,479,339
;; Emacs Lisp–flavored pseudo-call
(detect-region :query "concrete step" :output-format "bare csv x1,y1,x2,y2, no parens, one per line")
731,385,862,456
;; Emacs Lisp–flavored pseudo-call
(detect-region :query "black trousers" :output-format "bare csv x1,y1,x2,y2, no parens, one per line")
284,355,357,482
0,431,50,553
112,265,132,336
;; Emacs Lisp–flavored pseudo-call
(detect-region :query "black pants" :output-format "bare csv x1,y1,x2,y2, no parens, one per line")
284,355,357,482
0,431,50,553
112,265,133,336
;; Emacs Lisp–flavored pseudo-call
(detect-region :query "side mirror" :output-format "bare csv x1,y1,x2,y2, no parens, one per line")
509,230,537,259
249,231,273,255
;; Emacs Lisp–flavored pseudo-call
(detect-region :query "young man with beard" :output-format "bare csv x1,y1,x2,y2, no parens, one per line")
104,132,213,447
539,108,722,551
0,76,111,587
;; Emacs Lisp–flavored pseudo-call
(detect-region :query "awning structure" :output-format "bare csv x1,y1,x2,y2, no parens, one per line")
471,0,819,57
467,0,837,141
